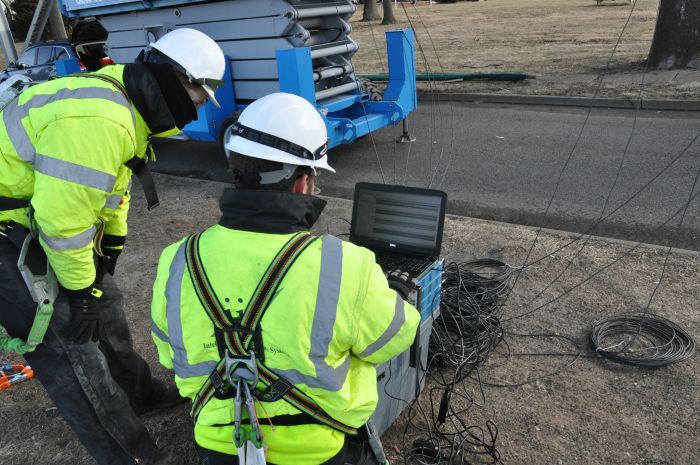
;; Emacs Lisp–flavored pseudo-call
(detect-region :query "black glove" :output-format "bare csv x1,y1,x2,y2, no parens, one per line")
387,270,415,300
96,235,125,281
63,286,102,344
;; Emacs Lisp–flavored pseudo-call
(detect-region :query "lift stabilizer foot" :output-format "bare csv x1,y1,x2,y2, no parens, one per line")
397,118,416,143
397,132,416,143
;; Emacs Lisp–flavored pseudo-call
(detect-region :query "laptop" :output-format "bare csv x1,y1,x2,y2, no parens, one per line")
350,182,447,278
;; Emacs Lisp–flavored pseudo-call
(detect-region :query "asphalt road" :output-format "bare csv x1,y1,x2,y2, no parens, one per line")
151,102,700,251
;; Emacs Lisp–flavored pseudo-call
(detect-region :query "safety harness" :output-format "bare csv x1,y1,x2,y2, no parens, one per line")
185,231,358,446
0,220,57,355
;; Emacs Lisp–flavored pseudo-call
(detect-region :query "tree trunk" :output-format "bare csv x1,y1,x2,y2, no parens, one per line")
382,0,397,25
648,0,700,69
362,0,381,22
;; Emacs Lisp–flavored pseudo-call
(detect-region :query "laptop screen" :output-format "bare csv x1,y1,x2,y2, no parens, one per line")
350,183,447,257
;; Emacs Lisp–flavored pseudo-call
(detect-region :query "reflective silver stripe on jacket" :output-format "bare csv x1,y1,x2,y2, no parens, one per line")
104,194,123,209
35,153,116,192
151,321,170,344
357,294,405,358
2,99,34,162
165,241,218,378
275,235,350,392
3,85,134,167
39,226,96,251
21,87,131,112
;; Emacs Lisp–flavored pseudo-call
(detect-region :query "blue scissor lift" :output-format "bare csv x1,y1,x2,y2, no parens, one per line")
57,0,417,154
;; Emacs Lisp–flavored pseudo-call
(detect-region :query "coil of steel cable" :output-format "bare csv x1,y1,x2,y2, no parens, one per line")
589,313,695,367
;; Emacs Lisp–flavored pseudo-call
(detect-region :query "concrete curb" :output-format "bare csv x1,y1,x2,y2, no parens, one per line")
417,92,700,111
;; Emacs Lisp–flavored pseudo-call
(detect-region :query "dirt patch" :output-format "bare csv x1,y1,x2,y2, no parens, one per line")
350,0,700,100
1,174,697,464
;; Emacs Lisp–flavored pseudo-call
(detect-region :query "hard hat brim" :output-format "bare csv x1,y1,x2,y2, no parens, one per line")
203,85,221,109
226,135,336,173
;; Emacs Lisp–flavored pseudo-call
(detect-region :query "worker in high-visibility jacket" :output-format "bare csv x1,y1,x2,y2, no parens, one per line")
151,92,421,465
0,29,225,465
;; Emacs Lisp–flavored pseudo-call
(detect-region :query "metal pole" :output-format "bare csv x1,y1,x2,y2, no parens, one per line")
292,5,356,19
315,81,358,101
23,0,49,50
310,41,359,59
48,2,67,40
0,3,17,64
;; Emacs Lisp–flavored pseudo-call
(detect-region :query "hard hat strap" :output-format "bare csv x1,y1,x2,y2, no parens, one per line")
232,122,328,162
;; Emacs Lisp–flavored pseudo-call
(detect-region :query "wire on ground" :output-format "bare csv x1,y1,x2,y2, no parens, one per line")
590,313,695,367
399,259,514,465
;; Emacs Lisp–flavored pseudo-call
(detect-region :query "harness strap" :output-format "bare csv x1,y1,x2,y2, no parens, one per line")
0,197,29,212
2,221,30,249
124,156,159,210
185,231,358,436
209,413,326,428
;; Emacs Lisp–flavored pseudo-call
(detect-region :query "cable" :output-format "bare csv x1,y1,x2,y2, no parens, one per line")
523,126,700,270
395,259,513,465
504,185,700,322
396,2,440,187
589,313,695,367
429,260,512,372
586,147,700,369
404,5,458,191
500,0,644,310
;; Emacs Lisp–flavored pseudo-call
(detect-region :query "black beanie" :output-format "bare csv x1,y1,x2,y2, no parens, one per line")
143,62,198,129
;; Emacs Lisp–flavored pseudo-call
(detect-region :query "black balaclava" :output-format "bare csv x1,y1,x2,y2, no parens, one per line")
123,63,198,133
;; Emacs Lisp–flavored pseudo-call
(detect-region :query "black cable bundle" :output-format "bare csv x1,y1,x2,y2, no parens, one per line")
590,313,695,367
429,260,513,372
399,259,513,465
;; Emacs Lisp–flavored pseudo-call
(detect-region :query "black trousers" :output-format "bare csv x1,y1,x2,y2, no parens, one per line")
0,235,161,465
195,432,381,465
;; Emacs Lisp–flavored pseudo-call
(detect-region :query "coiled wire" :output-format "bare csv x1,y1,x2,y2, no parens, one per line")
429,260,513,374
589,313,695,367
399,259,513,464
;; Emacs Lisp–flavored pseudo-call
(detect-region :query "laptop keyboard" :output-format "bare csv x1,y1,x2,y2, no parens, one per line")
374,251,435,277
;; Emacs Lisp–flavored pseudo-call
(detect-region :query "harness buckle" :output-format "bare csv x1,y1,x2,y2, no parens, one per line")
256,378,293,402
224,350,259,389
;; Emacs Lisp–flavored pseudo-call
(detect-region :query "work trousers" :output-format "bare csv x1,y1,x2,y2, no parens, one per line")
0,236,160,465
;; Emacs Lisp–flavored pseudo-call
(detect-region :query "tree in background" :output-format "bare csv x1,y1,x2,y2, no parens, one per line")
362,0,398,24
381,0,397,25
4,0,74,42
648,0,700,69
362,0,381,21
6,0,38,40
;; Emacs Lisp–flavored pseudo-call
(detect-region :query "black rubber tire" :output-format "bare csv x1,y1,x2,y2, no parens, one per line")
357,77,383,102
217,110,244,160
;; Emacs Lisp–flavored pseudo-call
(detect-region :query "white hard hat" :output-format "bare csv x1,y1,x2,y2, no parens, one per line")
146,28,225,108
225,92,335,183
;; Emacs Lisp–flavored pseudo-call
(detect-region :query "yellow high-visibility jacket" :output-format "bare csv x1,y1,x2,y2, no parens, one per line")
0,65,152,290
151,189,421,465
